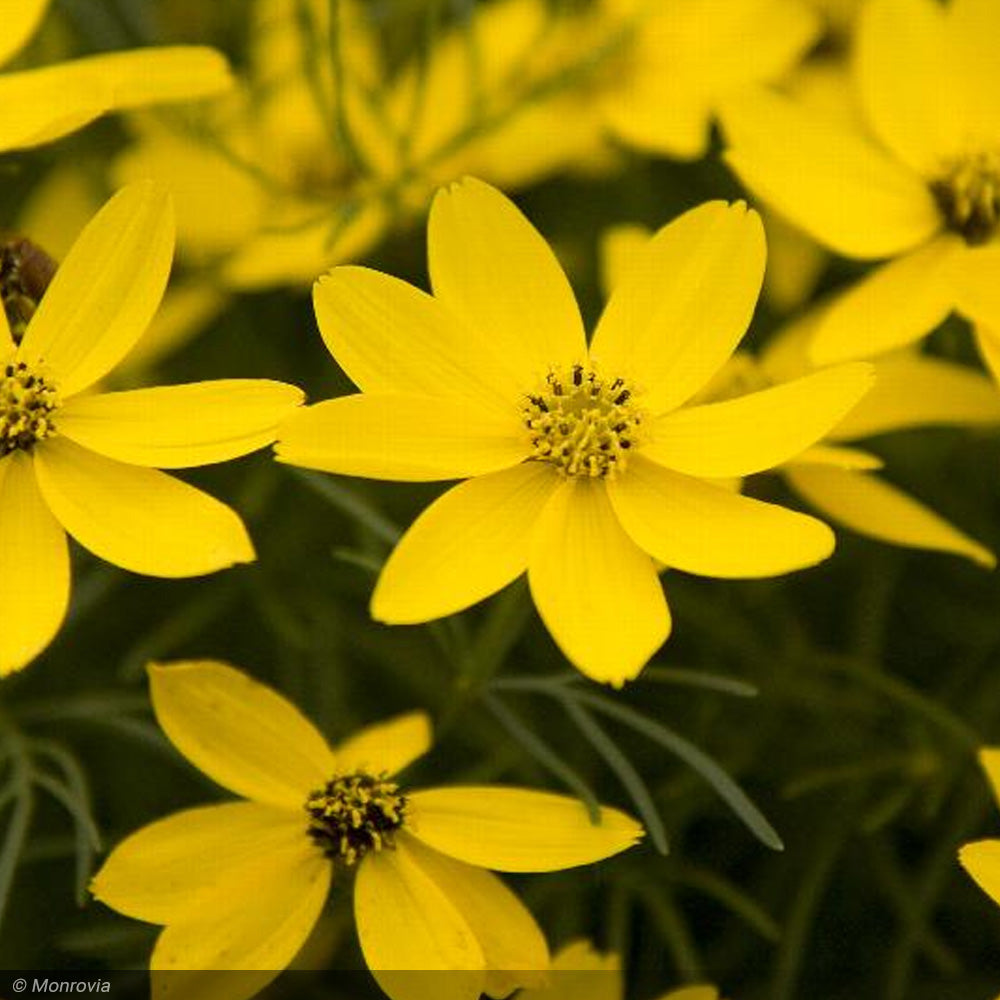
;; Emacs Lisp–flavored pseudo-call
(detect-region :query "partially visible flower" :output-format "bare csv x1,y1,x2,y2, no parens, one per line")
960,749,1000,920
0,0,231,153
0,183,303,674
91,661,643,1000
277,178,874,685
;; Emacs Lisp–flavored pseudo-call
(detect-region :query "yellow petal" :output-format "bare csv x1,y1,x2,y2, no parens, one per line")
18,182,175,396
602,88,712,162
959,839,1000,907
58,380,302,468
313,267,518,409
274,394,525,482
608,454,834,578
528,478,670,686
0,0,51,67
522,940,621,1000
0,453,69,675
954,246,1000,332
974,325,1000,386
763,210,829,314
148,660,336,808
34,436,253,578
721,87,940,259
784,444,884,471
90,802,309,924
657,989,719,1000
979,748,1000,806
0,47,232,152
829,355,1000,440
372,463,558,624
784,465,995,567
333,713,432,778
400,836,549,998
598,224,653,299
948,0,1000,145
428,178,587,384
354,843,486,1000
406,786,643,872
809,239,961,365
644,363,874,477
1,304,14,357
590,201,765,416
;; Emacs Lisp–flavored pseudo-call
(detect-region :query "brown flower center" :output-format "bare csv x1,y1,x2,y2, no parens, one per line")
930,150,1000,245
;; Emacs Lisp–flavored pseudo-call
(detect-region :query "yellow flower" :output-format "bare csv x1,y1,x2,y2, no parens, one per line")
721,0,1000,369
0,0,232,153
276,177,874,685
601,223,999,566
91,661,643,1000
0,183,304,674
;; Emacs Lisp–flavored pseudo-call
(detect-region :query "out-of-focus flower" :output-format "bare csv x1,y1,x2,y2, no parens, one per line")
0,0,231,153
277,178,873,685
0,183,303,675
960,749,1000,922
722,0,1000,372
91,660,643,1000
602,223,999,566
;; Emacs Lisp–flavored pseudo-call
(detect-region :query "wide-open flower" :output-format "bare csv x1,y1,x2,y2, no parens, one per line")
0,183,303,674
91,661,643,1000
276,177,873,685
0,0,232,153
721,0,1000,369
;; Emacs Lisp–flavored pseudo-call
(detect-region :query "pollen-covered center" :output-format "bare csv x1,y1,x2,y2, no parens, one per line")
523,364,643,478
930,150,1000,245
305,770,407,867
0,360,60,457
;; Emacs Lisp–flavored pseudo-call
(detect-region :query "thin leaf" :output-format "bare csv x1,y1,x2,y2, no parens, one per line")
640,666,759,698
289,469,402,544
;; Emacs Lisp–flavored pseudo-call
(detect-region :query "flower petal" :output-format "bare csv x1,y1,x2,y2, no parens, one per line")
0,453,69,676
954,246,1000,332
34,437,253,578
18,182,174,396
0,0,51,67
590,201,765,415
148,660,336,808
90,801,309,924
57,380,303,468
274,394,525,482
372,463,558,624
355,842,486,1000
959,839,1000,907
809,239,961,365
428,178,587,384
784,465,995,567
644,363,874,477
975,325,1000,386
0,298,14,353
980,747,1000,804
608,454,834,578
528,478,670,686
721,87,940,259
783,444,884,472
406,786,643,872
333,713,433,778
598,224,652,299
948,0,1000,146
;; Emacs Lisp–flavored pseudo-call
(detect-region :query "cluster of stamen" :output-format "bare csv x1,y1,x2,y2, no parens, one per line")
930,150,1000,245
305,770,407,867
523,364,643,478
0,361,60,456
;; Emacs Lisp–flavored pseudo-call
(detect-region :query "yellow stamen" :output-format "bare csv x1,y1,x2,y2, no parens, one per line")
0,359,60,456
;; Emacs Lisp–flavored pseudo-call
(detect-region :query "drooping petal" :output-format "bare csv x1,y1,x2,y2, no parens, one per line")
809,239,961,365
372,463,557,624
355,843,486,1000
0,49,232,153
0,0,51,67
608,454,834,578
17,182,174,396
90,802,310,924
979,748,1000,805
34,437,253,578
147,660,336,808
333,713,432,778
57,380,303,468
954,246,1000,332
406,786,643,872
643,363,874,477
590,201,765,415
785,445,884,471
274,394,525,482
959,839,1000,906
784,465,995,567
721,87,941,259
528,478,670,686
428,178,587,382
0,453,69,676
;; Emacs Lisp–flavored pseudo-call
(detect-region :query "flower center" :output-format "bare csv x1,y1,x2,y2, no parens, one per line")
0,360,60,457
304,770,408,867
930,150,1000,245
523,364,644,478
1,237,58,345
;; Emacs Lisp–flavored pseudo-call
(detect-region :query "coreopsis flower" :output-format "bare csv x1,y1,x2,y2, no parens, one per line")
0,183,304,674
91,661,643,1000
0,0,231,153
721,0,1000,370
276,177,874,685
